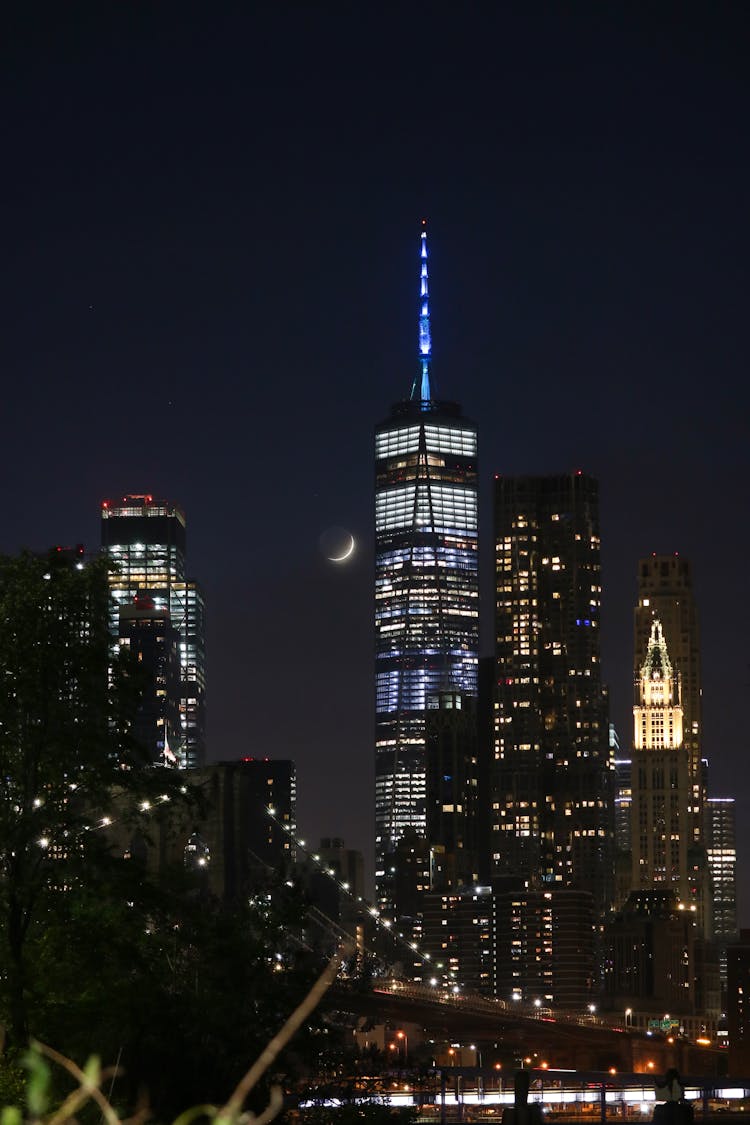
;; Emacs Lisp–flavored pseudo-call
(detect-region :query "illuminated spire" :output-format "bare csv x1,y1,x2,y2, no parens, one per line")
411,219,433,405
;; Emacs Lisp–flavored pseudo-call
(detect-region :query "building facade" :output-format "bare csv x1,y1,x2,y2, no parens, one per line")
635,556,702,836
630,619,693,907
101,495,206,767
118,592,181,764
705,798,738,944
425,689,480,892
490,473,613,916
374,226,478,913
634,557,708,933
192,758,297,900
493,885,596,1008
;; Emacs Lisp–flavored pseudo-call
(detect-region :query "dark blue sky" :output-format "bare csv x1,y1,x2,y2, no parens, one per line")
3,3,749,915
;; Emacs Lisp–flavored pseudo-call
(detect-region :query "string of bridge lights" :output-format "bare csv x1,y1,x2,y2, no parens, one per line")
34,784,187,851
264,804,472,997
36,790,469,994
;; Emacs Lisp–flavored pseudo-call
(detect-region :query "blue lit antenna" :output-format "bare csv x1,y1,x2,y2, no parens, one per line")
411,219,433,406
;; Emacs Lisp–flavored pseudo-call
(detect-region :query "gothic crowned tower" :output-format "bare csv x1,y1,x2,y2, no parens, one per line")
631,619,693,908
374,224,479,915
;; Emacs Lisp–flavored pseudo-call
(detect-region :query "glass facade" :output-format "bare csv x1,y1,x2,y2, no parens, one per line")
374,400,478,910
101,495,206,768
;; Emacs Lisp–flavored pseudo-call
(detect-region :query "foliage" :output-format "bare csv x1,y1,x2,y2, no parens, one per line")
0,945,350,1125
0,552,192,1048
0,550,354,1116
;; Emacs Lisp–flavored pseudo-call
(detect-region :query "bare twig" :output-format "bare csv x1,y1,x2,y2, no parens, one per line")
33,1041,121,1125
217,941,353,1123
245,1086,283,1125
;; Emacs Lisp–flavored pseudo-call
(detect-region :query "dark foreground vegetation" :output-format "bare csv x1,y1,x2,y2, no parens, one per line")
0,552,379,1123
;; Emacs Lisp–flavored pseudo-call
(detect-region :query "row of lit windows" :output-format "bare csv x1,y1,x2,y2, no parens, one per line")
376,486,477,532
376,425,477,459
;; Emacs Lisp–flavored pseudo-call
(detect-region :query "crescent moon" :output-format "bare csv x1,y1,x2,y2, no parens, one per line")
328,534,355,563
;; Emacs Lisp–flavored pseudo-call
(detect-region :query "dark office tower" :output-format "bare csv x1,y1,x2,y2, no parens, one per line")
705,799,738,942
491,473,613,916
706,797,738,1001
101,496,206,767
612,726,633,912
425,689,480,890
118,593,181,764
192,758,297,900
727,932,750,1073
374,225,478,913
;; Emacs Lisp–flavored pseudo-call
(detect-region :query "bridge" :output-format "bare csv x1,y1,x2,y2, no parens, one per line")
324,979,724,1076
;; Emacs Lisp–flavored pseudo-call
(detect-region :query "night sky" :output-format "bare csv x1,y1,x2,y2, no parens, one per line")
4,4,750,917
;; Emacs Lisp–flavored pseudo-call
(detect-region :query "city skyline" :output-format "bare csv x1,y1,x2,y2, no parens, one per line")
3,6,750,920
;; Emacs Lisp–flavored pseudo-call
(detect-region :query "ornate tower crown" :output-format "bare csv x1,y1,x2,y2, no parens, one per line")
641,618,673,682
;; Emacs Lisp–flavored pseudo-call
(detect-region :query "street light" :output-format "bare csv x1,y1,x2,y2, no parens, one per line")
396,1029,408,1063
625,1008,633,1029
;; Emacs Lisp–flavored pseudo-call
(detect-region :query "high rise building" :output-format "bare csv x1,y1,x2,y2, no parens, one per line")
425,689,480,891
493,885,596,1007
170,580,207,769
633,557,708,932
635,556,702,831
705,798,738,943
422,885,494,995
118,592,181,764
374,225,479,913
630,620,693,907
491,473,613,916
101,495,206,767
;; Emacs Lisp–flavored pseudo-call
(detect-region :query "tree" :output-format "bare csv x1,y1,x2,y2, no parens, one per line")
0,550,184,1047
0,551,337,1115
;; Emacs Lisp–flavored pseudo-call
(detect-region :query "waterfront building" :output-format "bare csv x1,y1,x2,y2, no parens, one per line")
493,884,596,1008
490,472,613,916
374,225,478,914
422,885,494,995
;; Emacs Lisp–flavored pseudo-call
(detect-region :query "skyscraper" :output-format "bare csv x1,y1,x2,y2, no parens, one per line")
630,619,693,906
118,592,181,764
635,556,702,831
101,495,206,768
705,798,738,943
374,224,479,914
491,472,613,916
633,556,708,931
